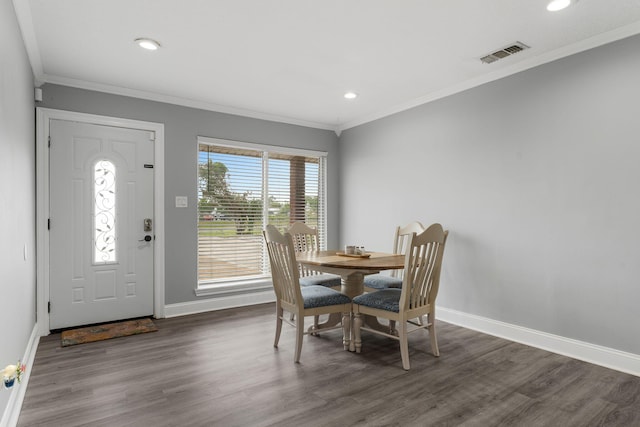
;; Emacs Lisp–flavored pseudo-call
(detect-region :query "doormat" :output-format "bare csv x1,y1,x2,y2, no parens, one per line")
61,318,158,347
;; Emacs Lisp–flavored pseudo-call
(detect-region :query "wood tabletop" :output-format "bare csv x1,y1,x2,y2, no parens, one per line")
296,250,405,271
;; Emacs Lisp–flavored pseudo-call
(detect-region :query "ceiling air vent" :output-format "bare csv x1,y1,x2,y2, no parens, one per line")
480,42,529,64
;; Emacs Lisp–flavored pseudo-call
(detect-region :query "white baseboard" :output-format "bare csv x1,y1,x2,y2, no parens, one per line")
164,290,276,318
1,323,40,427
438,306,640,377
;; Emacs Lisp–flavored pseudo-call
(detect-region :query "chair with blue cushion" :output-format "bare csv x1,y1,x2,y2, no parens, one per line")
263,225,352,363
363,221,426,292
288,222,341,288
353,223,448,370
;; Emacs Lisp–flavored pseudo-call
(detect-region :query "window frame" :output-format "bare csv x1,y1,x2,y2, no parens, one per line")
195,136,328,297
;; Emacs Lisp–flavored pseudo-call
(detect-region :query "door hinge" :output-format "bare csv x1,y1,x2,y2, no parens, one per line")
48,218,50,230
48,136,51,147
48,301,51,313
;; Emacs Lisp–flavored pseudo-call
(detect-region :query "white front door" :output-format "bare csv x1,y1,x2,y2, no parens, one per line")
49,119,155,329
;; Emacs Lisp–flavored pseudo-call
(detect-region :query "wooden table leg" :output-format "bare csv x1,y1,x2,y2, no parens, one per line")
307,312,342,334
341,272,364,299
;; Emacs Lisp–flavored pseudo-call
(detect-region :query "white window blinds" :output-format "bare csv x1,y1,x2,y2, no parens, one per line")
197,138,326,285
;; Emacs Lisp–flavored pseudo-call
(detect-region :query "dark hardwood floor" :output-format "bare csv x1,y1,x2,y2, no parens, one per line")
18,303,640,426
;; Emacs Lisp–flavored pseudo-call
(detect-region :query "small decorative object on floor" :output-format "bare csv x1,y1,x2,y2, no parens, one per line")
2,361,26,389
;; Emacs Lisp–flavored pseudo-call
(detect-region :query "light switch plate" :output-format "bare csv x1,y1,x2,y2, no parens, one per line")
175,196,188,208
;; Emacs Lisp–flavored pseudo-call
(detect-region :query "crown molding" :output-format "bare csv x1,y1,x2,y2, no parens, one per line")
12,0,44,80
41,74,339,132
338,20,640,133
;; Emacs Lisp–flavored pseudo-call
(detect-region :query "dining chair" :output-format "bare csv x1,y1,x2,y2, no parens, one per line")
352,223,448,370
263,225,352,363
363,221,426,292
287,222,341,288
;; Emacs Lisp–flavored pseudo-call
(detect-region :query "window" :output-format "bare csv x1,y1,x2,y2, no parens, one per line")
94,160,117,264
197,137,327,289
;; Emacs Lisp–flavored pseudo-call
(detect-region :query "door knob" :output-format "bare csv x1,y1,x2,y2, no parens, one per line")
139,235,152,242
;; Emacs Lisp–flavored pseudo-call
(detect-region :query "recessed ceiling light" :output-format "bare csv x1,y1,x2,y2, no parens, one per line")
344,92,358,100
547,0,575,12
135,38,160,51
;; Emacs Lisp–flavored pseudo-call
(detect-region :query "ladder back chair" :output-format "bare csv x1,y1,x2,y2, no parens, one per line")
263,225,352,363
353,223,448,370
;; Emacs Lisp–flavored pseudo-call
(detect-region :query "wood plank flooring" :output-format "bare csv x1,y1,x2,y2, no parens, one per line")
18,303,640,426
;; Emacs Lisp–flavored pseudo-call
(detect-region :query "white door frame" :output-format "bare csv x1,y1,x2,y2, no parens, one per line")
36,108,165,335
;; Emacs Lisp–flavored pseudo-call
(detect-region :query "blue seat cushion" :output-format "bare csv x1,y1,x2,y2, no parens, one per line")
363,274,402,289
299,273,341,288
301,285,351,309
353,289,402,313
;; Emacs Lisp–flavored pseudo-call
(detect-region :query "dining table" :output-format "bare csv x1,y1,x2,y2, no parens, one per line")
296,250,405,351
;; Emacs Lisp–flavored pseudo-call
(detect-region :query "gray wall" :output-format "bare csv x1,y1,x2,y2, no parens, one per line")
0,0,36,416
38,86,340,304
339,34,640,355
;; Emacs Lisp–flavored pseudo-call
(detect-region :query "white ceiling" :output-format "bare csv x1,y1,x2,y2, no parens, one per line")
13,0,640,133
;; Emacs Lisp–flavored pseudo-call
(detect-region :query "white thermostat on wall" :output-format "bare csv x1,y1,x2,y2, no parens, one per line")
175,196,188,208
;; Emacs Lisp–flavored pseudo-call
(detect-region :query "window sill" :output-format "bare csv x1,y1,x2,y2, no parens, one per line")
195,278,273,298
